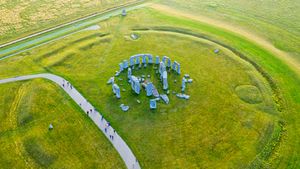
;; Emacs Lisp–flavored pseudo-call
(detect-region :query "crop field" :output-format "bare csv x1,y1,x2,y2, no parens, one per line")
0,0,138,44
0,0,299,169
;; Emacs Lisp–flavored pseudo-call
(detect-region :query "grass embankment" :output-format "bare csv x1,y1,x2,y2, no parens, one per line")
0,79,125,168
0,6,299,168
155,0,300,61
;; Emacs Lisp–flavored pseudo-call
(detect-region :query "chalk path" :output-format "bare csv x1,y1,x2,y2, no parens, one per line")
0,73,140,169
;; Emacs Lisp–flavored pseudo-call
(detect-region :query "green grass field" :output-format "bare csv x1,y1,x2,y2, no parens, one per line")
1,1,300,168
156,0,300,61
0,79,125,168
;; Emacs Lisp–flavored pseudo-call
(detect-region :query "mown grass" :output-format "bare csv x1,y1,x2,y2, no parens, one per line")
0,6,299,168
0,80,125,169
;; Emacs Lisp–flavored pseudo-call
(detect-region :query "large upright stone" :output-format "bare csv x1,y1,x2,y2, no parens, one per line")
155,56,160,64
119,63,124,72
123,60,129,69
129,56,135,67
162,71,168,90
142,54,147,64
172,61,177,70
148,54,153,64
159,61,166,75
162,56,167,63
177,63,181,74
113,84,121,99
128,67,132,79
167,58,171,68
135,55,140,65
130,76,140,94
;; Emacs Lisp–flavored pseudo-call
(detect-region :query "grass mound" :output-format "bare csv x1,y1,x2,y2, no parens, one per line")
235,85,263,104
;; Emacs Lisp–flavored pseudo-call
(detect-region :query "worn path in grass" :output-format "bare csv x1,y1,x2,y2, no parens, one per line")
0,74,141,169
150,4,300,75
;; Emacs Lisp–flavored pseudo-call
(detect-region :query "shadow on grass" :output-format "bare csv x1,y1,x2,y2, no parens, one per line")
24,137,56,167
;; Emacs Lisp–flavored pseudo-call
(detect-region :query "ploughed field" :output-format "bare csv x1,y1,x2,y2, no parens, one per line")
0,8,282,168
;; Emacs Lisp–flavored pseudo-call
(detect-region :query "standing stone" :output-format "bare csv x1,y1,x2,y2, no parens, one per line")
130,56,135,67
130,76,140,94
119,63,124,72
122,9,127,16
113,84,121,99
146,83,154,96
177,63,181,74
142,54,147,64
162,71,168,90
135,55,140,65
162,56,167,64
148,55,153,64
128,68,132,79
172,61,177,70
150,99,157,109
159,61,166,76
167,58,171,68
155,56,160,64
123,60,129,69
182,77,186,92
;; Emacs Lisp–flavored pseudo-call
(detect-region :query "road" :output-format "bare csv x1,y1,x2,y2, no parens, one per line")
0,1,148,60
0,74,141,169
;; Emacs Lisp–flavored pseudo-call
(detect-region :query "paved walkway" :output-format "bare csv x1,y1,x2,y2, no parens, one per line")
0,73,141,169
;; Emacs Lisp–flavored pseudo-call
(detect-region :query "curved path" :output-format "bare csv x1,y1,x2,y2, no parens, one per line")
0,73,141,169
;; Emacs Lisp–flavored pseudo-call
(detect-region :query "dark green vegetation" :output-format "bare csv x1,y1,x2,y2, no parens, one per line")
0,80,125,168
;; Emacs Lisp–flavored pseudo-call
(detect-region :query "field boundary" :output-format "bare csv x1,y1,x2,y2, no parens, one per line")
0,0,145,48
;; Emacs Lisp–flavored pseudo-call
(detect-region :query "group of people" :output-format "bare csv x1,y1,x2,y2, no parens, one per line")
61,80,73,90
62,79,116,141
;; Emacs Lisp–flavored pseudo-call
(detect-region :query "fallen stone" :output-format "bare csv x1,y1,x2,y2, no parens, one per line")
176,93,190,100
131,34,139,40
120,104,130,112
107,77,114,85
150,99,157,109
160,94,170,104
